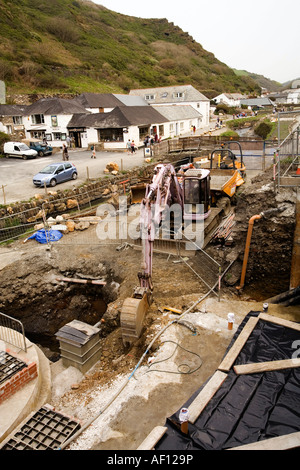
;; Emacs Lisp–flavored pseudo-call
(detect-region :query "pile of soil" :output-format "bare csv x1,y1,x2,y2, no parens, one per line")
231,168,297,299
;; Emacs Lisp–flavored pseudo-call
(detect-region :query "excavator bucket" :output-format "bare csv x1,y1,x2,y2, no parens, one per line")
130,183,147,204
120,295,150,346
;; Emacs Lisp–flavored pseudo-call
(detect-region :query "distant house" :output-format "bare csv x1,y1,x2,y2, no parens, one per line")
240,97,274,109
24,98,89,147
74,93,147,113
0,104,27,137
129,85,210,127
67,106,168,150
152,105,202,137
213,93,248,107
286,89,300,104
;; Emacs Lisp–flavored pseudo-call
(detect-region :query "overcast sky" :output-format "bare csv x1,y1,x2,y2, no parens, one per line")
93,0,299,84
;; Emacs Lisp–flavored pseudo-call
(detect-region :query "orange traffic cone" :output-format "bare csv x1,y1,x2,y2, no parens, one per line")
296,164,300,176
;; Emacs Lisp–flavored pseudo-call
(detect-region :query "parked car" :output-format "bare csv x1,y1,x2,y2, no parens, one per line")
4,142,37,159
23,139,53,157
33,162,78,187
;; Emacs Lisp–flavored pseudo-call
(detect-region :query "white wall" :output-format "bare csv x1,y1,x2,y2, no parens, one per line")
24,113,72,148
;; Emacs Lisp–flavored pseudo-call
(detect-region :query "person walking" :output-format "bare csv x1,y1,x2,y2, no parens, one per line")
90,144,96,158
62,144,69,161
126,139,131,154
131,140,136,154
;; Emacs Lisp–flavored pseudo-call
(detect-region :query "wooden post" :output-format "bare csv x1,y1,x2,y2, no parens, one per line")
44,182,48,195
87,166,90,182
1,184,6,205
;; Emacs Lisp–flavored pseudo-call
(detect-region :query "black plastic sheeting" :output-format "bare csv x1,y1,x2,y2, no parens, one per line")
155,311,300,450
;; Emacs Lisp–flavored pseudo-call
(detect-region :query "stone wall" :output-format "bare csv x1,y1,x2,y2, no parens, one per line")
0,165,155,225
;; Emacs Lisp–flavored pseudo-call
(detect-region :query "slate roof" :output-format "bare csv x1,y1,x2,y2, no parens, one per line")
129,85,209,104
74,93,124,109
67,106,167,129
25,98,89,115
113,94,148,107
0,104,27,116
152,105,202,120
240,97,274,107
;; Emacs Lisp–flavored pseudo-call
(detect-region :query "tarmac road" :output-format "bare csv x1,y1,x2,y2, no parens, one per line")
0,147,146,205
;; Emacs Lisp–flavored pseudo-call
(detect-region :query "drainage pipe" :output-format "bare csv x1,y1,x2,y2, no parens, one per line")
236,214,262,291
237,207,286,291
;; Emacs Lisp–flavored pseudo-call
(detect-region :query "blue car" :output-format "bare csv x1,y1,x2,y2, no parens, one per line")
33,162,78,187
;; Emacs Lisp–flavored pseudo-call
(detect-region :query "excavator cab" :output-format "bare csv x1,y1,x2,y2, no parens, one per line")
182,168,211,220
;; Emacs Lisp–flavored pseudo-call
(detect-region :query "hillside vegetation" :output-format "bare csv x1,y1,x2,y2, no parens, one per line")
0,0,261,98
233,69,282,92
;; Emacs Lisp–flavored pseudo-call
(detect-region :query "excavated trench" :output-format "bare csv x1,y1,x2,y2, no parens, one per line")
0,166,297,365
0,248,122,361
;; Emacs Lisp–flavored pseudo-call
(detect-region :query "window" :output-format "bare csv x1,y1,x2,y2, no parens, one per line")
169,124,174,132
184,178,210,214
13,116,23,125
30,131,45,140
53,133,66,141
31,114,45,124
173,92,184,99
64,163,72,170
145,94,155,101
98,128,124,142
180,122,184,130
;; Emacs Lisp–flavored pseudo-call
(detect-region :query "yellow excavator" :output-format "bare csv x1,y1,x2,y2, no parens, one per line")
120,163,211,346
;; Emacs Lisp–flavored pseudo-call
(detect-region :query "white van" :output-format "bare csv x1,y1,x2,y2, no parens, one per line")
3,142,38,159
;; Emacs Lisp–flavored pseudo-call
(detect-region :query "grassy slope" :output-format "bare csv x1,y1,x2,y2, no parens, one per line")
0,0,261,98
233,69,282,92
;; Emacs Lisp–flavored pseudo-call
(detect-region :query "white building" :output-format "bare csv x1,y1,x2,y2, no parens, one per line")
287,89,300,104
67,106,168,150
152,105,202,137
213,93,247,108
129,85,210,128
24,98,90,147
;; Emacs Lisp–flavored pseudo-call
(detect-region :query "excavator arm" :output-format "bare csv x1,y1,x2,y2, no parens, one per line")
120,164,183,346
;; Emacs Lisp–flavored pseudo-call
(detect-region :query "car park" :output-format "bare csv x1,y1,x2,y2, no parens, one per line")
33,162,78,187
23,139,53,157
3,142,38,159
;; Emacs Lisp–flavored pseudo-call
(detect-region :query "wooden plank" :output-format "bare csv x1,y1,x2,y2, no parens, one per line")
218,316,259,372
228,431,300,450
259,312,300,331
234,358,300,375
188,371,228,424
137,426,168,450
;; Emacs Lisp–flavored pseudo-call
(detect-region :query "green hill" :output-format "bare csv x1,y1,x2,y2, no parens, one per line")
0,0,261,98
233,69,282,92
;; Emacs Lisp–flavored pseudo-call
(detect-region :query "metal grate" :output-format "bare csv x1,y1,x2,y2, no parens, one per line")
1,406,81,450
0,351,27,385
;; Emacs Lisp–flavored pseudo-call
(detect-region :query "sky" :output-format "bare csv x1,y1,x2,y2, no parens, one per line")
92,0,300,84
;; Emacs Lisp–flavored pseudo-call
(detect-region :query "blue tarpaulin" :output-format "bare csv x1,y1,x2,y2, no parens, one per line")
28,229,63,244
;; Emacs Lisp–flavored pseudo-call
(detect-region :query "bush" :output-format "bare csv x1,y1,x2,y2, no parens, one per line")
220,131,239,138
0,132,11,154
254,120,273,140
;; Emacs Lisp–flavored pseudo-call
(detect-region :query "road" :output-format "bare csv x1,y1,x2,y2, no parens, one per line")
0,116,273,206
0,148,146,205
